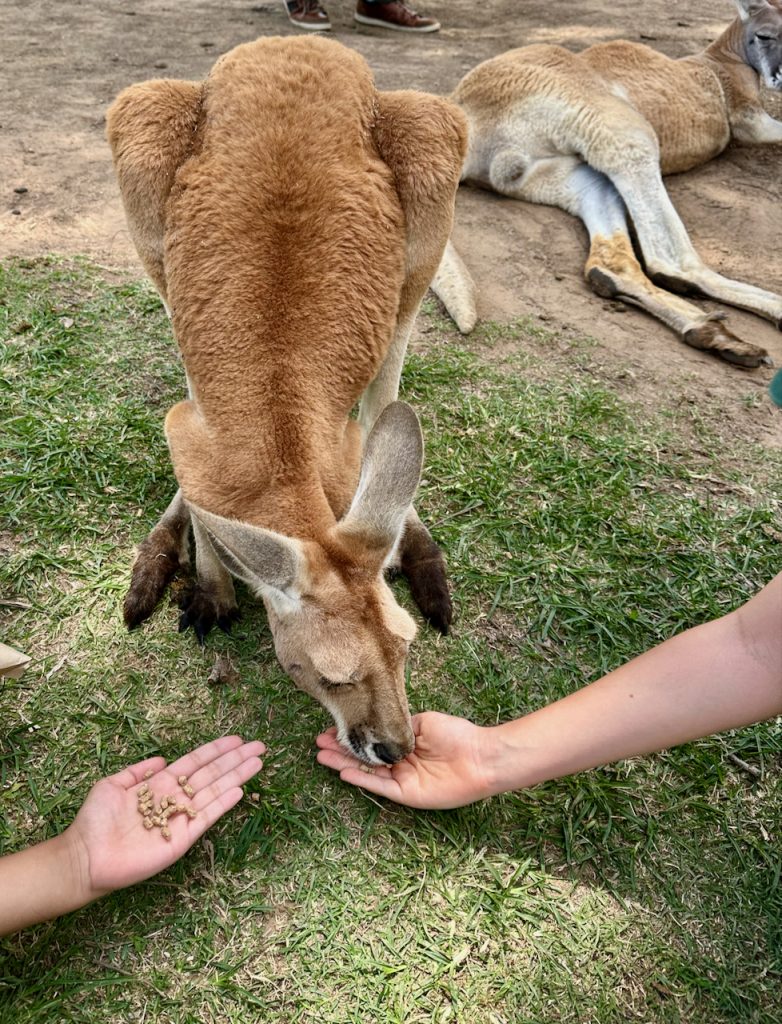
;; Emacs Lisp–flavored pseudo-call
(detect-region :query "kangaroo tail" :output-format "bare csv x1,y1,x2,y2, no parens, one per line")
431,238,477,335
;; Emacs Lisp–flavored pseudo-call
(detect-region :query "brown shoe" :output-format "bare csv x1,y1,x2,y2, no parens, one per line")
284,0,331,31
354,1,440,33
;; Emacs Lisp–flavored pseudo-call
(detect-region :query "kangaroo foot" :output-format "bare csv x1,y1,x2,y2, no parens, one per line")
400,525,453,635
124,525,187,630
178,585,240,644
684,313,771,369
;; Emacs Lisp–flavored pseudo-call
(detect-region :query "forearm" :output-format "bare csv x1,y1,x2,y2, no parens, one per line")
0,831,91,937
483,574,782,795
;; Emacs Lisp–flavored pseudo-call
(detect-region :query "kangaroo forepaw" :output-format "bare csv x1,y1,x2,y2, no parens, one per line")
399,519,453,635
178,586,240,644
683,317,770,369
406,557,453,635
123,534,183,630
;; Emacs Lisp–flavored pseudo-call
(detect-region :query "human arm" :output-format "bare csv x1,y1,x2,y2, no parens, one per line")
0,734,264,936
316,572,782,808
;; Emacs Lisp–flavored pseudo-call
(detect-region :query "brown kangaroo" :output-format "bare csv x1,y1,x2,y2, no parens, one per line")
433,0,782,366
106,35,466,764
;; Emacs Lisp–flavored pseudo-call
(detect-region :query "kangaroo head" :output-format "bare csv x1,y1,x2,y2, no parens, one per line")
191,402,425,764
738,1,782,89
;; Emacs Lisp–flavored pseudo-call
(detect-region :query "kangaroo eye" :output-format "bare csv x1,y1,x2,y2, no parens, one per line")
319,675,354,691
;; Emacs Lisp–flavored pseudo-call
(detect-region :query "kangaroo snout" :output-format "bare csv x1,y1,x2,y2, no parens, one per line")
347,725,414,765
373,740,409,765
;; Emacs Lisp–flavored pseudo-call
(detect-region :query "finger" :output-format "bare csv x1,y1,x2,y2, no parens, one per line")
109,755,167,790
315,733,346,753
183,786,245,841
338,766,405,802
192,755,264,811
315,727,338,747
316,746,356,770
186,741,266,793
316,747,392,778
166,735,247,779
411,713,428,736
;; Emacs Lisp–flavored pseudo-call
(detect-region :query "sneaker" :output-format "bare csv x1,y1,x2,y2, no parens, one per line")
284,0,331,31
354,1,440,33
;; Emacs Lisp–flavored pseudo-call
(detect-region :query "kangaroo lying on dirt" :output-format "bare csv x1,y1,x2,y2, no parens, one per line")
106,36,466,764
434,0,782,366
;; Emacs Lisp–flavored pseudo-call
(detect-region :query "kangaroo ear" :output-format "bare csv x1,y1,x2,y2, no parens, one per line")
337,401,423,553
735,0,770,20
190,506,307,615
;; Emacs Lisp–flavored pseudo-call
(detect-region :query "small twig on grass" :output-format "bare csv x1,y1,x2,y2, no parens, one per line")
432,500,484,528
45,655,68,681
0,599,32,610
727,752,762,779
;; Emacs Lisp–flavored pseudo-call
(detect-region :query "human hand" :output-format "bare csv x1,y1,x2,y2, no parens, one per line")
64,735,265,900
316,712,494,810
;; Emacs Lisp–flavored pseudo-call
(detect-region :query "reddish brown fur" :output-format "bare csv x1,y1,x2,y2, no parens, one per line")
107,36,466,761
162,41,403,535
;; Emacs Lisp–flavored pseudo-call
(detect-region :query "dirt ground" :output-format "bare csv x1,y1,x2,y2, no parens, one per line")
3,0,781,447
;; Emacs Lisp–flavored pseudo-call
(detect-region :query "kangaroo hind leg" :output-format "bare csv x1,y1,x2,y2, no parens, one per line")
106,78,203,301
567,163,771,368
361,90,467,634
586,139,781,342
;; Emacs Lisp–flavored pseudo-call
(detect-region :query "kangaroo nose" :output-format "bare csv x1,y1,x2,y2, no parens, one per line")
373,742,402,765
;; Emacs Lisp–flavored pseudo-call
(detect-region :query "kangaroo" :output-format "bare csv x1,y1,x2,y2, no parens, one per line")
433,0,782,366
106,36,466,764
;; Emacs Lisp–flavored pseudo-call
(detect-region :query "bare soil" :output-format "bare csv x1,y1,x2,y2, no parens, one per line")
3,0,781,448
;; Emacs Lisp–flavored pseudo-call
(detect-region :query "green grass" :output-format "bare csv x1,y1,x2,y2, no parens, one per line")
1,257,780,1023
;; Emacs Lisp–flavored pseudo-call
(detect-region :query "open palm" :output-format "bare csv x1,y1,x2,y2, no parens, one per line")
316,712,493,810
67,736,265,897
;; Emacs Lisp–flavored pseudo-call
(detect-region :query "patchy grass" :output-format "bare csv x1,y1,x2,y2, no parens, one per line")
1,257,780,1023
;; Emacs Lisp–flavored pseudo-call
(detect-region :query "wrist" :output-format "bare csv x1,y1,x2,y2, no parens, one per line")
59,824,105,906
477,720,543,797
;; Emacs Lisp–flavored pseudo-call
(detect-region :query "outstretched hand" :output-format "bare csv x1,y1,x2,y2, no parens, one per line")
66,735,265,899
316,712,494,810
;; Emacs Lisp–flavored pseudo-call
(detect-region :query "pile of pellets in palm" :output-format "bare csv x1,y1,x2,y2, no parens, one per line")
136,769,197,840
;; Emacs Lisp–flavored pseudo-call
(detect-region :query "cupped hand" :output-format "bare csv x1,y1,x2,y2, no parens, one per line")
316,712,493,810
65,735,265,899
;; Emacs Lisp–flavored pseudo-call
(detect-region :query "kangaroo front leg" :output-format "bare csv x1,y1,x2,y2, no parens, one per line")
124,488,191,629
358,311,416,441
385,507,452,635
732,108,782,145
178,514,239,642
358,311,454,631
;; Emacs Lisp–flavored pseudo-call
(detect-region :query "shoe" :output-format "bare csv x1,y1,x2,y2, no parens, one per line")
354,1,440,33
284,0,331,31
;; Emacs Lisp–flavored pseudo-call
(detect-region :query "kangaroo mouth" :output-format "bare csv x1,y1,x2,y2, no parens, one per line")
345,726,381,765
344,726,402,766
